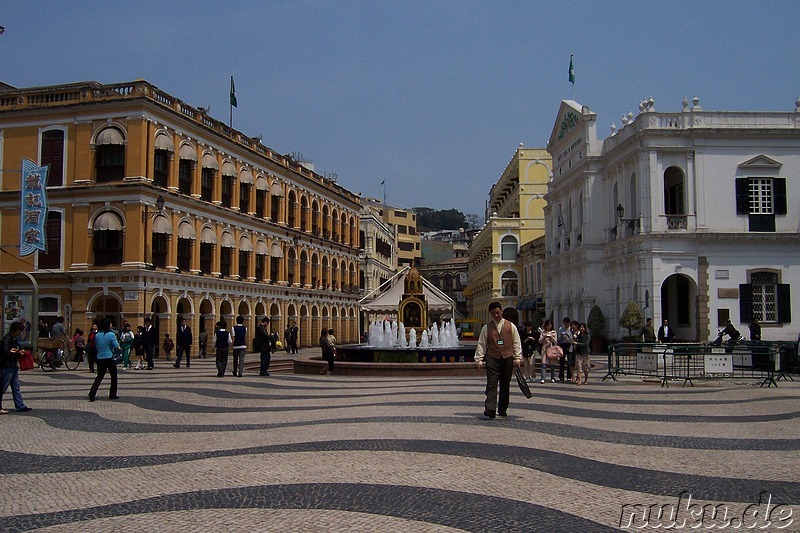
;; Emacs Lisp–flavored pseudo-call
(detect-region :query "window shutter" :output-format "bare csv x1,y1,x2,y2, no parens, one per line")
735,178,749,215
777,283,791,323
38,212,62,269
41,130,64,187
739,283,754,323
773,178,787,215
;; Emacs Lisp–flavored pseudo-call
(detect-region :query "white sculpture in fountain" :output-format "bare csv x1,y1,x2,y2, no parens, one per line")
419,327,430,348
366,319,460,349
408,328,417,349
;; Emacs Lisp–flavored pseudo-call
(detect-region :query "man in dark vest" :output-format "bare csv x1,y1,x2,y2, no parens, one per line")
288,321,299,354
256,316,272,376
174,316,193,368
214,320,232,377
474,302,522,419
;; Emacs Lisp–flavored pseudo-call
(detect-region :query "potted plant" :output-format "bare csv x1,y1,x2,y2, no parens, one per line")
587,305,606,354
619,301,644,342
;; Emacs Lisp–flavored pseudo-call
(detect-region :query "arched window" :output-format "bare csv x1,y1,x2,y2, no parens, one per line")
300,196,310,231
500,235,518,261
153,133,174,188
221,161,236,208
201,153,218,202
219,231,235,277
178,143,196,196
501,271,518,296
288,191,298,228
443,274,454,291
663,166,685,215
92,212,123,265
95,127,126,183
238,236,253,279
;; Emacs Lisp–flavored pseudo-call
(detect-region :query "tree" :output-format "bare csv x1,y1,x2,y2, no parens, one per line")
414,207,467,232
465,213,482,231
619,302,643,339
587,305,605,337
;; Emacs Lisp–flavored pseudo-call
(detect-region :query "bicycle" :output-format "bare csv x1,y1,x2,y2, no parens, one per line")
36,337,81,371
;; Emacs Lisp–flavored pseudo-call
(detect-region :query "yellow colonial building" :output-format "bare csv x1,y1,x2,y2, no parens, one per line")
466,146,551,322
363,198,421,268
0,79,362,350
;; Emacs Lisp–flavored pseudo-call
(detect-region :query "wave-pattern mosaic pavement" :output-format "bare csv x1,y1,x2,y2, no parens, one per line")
2,359,798,531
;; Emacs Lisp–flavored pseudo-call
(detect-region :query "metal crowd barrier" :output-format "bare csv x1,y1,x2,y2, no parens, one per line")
601,341,798,388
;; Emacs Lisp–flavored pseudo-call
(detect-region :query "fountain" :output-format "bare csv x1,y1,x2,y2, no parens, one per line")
295,266,477,375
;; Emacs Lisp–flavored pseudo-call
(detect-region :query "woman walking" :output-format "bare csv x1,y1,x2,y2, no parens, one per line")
88,319,120,402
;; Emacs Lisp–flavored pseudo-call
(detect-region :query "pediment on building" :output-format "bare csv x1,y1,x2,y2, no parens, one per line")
547,100,595,153
738,155,782,170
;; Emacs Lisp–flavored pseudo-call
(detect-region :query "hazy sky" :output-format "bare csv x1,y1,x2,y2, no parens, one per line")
2,1,799,219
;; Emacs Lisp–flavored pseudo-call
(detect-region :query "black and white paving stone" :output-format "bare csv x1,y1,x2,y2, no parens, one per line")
1,355,798,531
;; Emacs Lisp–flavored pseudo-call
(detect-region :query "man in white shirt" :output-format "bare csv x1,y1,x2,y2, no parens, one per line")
474,302,522,419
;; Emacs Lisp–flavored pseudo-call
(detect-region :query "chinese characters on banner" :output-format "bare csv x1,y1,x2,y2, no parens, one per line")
20,159,49,257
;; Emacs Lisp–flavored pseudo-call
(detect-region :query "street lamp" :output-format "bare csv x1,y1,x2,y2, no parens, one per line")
142,195,166,223
142,196,166,269
616,203,639,230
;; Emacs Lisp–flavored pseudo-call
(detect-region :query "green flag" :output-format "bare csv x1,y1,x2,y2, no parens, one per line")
568,55,575,84
230,76,238,108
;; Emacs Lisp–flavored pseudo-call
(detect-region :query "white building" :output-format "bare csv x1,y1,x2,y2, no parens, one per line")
545,97,800,342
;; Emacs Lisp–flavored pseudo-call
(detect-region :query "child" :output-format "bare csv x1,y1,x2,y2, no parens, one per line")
162,333,174,362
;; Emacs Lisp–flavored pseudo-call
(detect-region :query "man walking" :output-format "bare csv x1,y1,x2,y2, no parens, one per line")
657,319,675,343
142,317,156,370
256,316,272,376
174,316,192,368
289,321,299,354
232,315,247,377
199,329,208,359
474,302,522,419
214,320,232,377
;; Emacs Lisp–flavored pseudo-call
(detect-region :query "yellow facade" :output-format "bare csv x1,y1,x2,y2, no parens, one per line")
0,80,362,350
466,147,551,322
363,198,421,267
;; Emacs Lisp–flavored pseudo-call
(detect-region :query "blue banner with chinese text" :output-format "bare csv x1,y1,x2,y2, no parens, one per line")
20,159,49,257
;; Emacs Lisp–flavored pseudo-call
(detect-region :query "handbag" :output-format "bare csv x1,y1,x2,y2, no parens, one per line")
112,348,124,365
19,350,34,371
514,367,532,399
545,345,564,362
